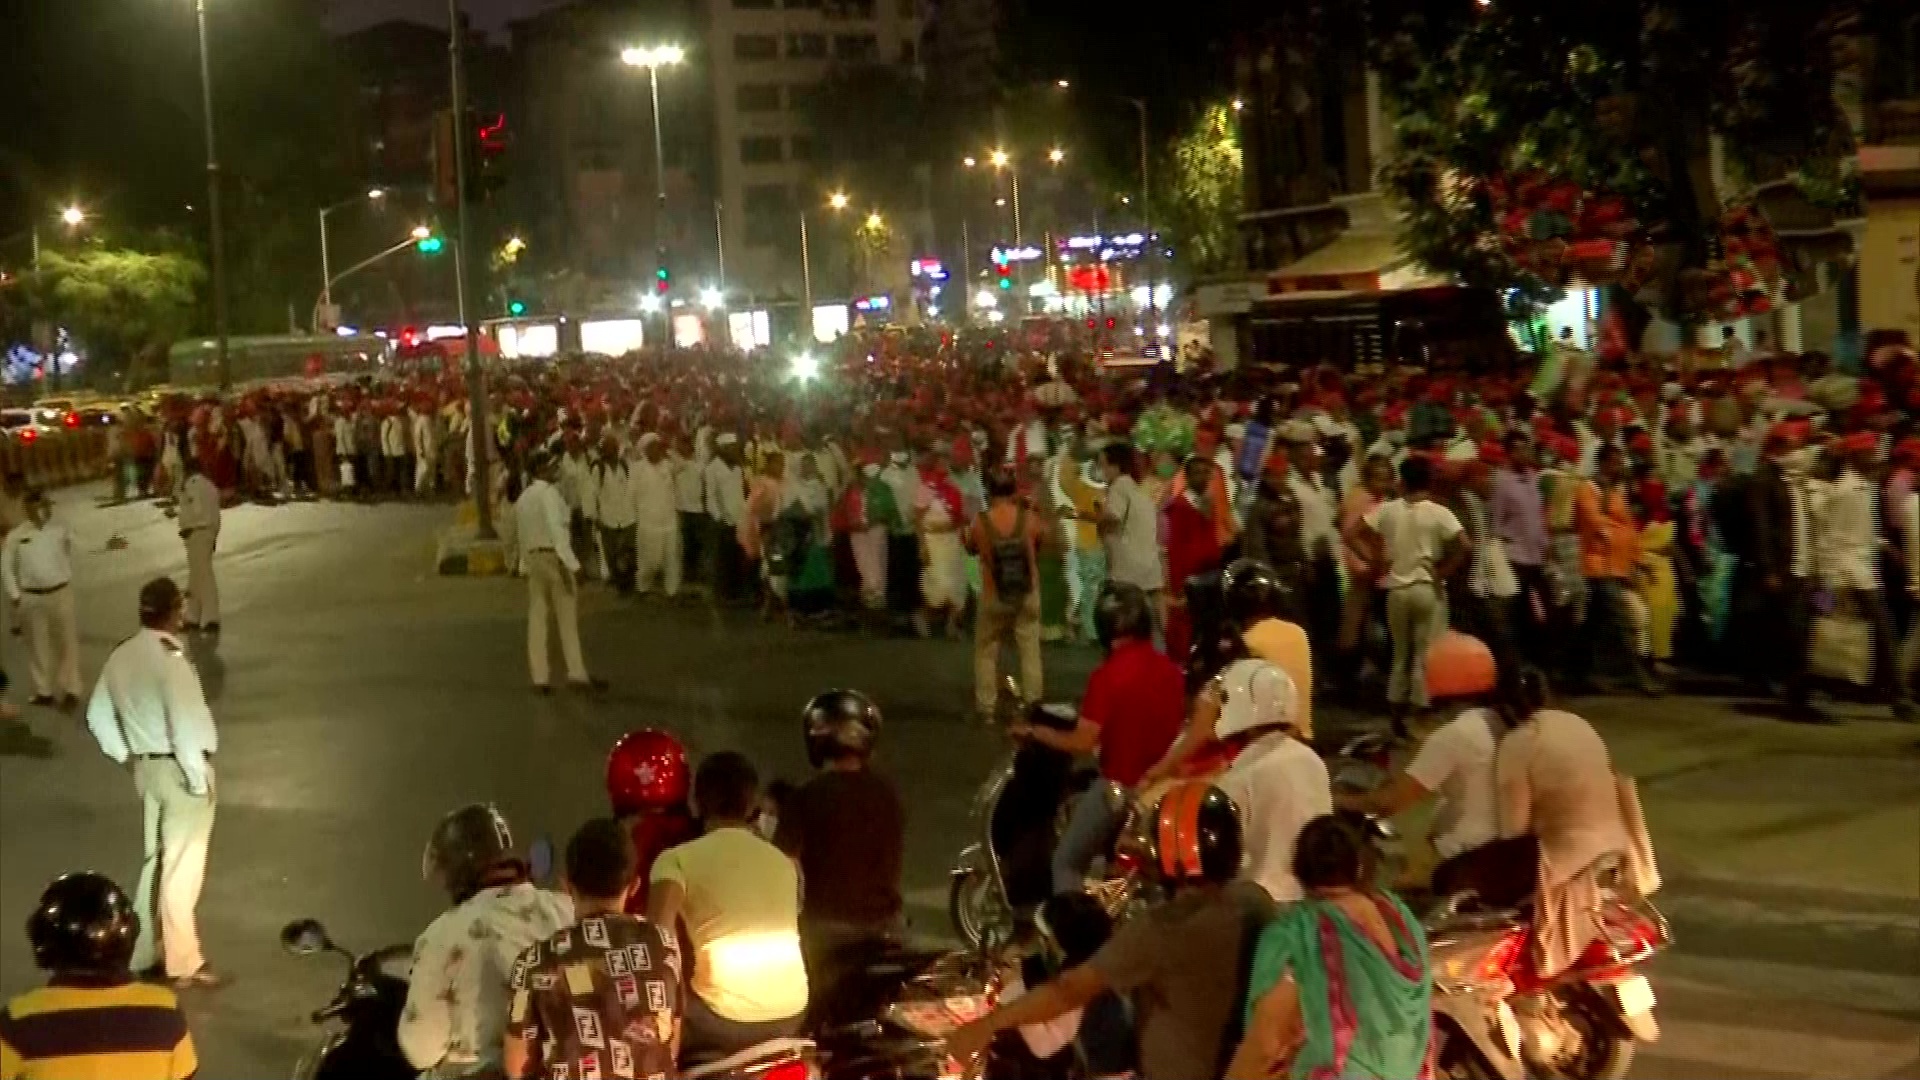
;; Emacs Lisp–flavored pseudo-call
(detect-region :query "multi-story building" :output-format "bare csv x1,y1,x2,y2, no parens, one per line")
704,0,925,304
337,19,455,189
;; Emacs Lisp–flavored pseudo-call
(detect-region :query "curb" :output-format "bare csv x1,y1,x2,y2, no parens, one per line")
436,501,510,577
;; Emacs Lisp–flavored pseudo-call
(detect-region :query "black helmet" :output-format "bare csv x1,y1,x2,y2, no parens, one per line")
422,803,516,902
803,689,883,768
1222,558,1290,629
28,872,138,973
1150,781,1243,886
1093,582,1153,650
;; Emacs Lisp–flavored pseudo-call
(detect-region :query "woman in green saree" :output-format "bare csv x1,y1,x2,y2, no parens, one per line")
1225,815,1433,1080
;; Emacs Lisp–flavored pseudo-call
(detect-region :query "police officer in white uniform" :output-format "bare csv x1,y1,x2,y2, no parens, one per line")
176,456,222,633
1,489,82,708
84,577,223,988
514,453,607,695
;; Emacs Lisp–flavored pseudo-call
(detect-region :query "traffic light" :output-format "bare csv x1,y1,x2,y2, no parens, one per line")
654,266,670,294
431,108,512,205
416,235,445,255
507,299,527,316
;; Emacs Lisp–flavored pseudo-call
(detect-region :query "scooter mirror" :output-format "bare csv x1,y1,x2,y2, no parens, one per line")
528,835,556,889
280,918,333,956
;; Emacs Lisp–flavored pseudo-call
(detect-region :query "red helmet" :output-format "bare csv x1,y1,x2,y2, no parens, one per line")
606,729,690,817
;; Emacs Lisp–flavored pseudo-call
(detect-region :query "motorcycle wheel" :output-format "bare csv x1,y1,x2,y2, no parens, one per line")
1536,990,1635,1080
948,864,998,951
1432,1017,1504,1080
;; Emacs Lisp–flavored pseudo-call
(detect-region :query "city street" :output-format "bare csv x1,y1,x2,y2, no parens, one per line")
0,485,1915,1079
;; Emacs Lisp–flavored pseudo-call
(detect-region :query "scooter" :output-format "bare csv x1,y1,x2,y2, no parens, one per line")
1424,856,1670,1080
281,918,414,1080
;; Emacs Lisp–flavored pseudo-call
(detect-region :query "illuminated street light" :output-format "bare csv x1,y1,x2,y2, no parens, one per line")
1231,99,1244,112
989,149,1010,169
701,287,725,310
410,225,432,240
828,191,850,210
60,206,85,227
791,352,821,382
623,43,685,353
864,212,883,231
995,197,1007,207
1048,147,1066,164
1056,79,1071,89
639,293,662,314
962,156,977,169
621,44,685,68
367,187,387,200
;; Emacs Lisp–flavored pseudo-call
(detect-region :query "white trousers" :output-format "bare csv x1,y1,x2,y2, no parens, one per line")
527,551,587,686
131,758,216,977
635,524,682,596
17,586,82,698
184,526,220,625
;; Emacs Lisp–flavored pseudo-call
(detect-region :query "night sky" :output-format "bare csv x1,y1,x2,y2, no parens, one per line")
324,0,572,35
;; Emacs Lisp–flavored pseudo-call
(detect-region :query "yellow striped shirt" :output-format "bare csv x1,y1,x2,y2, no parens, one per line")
0,977,197,1080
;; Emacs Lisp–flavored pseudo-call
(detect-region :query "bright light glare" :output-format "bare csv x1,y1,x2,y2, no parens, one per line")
995,197,1007,207
974,288,997,309
1056,79,1071,89
864,212,883,230
701,287,725,310
60,206,84,227
986,310,1005,324
828,191,850,210
622,44,685,67
989,149,1010,168
367,187,387,200
1158,324,1173,338
410,225,432,240
639,294,662,314
791,352,821,381
962,156,977,168
1048,148,1066,164
1231,99,1244,111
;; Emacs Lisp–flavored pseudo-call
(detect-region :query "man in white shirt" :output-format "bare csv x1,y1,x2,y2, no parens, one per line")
704,434,747,601
1095,443,1165,601
1347,455,1468,727
85,577,222,988
592,436,639,595
176,456,222,633
1338,705,1502,865
411,404,441,496
671,432,707,596
1822,434,1912,720
514,454,605,694
1211,658,1331,903
2,489,82,707
1281,425,1341,662
380,405,412,499
632,434,682,598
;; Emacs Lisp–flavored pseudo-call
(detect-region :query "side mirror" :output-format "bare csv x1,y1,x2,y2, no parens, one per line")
280,918,333,956
528,835,556,889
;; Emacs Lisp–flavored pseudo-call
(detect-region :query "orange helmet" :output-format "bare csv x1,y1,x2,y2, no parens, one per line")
1425,631,1497,701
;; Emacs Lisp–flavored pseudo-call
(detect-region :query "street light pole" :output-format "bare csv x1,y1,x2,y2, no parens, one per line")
318,190,385,330
193,0,231,392
1128,97,1156,335
799,212,813,324
448,0,494,539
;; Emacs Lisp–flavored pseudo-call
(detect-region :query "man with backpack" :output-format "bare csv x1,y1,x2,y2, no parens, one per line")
968,464,1055,719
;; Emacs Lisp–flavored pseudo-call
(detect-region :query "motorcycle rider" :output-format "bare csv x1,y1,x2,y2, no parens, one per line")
605,728,699,914
1,872,198,1079
1211,657,1332,903
944,781,1275,1080
1029,582,1185,894
400,804,573,1079
649,752,808,1063
772,690,905,1018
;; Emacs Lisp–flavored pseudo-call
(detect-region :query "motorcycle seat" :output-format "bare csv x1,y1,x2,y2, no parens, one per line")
682,1038,816,1080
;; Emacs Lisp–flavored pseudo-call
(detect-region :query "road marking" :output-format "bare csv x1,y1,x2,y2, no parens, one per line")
1637,1018,1920,1079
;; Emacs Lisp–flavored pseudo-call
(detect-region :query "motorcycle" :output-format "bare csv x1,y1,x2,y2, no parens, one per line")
281,917,414,1080
1424,856,1670,1080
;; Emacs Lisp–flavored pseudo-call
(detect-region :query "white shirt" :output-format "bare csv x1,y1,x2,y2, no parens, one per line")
592,460,638,530
704,458,745,525
381,414,410,457
332,414,357,454
1,519,73,599
514,478,579,573
556,453,592,513
1103,473,1165,591
633,456,678,529
398,883,574,1079
85,629,219,795
1287,471,1338,559
1818,468,1879,592
411,411,439,455
1365,497,1464,588
671,452,705,515
1215,732,1331,903
879,463,921,533
1405,707,1502,859
177,474,221,532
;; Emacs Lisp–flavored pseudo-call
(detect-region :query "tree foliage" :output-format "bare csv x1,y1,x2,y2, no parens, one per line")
1164,105,1246,277
4,249,206,386
1373,0,1863,323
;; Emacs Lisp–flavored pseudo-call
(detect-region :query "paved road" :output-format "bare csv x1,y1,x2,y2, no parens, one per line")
0,486,1914,1079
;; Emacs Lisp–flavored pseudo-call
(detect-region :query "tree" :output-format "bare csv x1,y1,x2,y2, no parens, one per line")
1372,0,1863,328
24,249,204,387
1164,104,1246,277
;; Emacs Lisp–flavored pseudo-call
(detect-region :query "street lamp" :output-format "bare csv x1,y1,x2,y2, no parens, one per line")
701,287,725,311
622,43,687,293
318,188,388,328
1048,147,1066,165
410,225,432,241
828,191,850,211
59,206,85,228
189,0,231,390
801,191,851,321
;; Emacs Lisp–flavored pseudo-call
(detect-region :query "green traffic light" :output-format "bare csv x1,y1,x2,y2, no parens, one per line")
998,277,1012,289
417,236,444,254
507,300,527,316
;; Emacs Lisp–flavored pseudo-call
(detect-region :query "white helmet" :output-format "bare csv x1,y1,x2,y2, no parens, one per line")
1214,658,1299,740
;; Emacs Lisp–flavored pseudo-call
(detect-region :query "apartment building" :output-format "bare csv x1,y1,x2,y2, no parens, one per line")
706,0,923,302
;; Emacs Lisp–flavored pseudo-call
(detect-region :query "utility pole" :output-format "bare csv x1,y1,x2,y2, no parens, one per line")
194,0,231,392
449,0,494,538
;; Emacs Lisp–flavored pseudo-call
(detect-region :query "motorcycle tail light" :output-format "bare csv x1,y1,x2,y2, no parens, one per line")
1476,926,1528,982
759,1061,812,1080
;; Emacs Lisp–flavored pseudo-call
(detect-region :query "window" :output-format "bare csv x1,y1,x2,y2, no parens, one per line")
787,84,821,113
789,134,819,161
833,33,878,61
734,34,778,59
744,183,793,245
737,84,782,112
785,32,827,59
740,135,785,163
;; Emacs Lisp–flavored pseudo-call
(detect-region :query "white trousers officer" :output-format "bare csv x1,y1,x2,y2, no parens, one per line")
130,755,216,978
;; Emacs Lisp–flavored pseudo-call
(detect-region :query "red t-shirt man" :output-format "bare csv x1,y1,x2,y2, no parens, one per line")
1079,638,1186,786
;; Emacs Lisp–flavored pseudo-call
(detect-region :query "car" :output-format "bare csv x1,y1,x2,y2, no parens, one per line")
30,397,77,427
1,408,51,445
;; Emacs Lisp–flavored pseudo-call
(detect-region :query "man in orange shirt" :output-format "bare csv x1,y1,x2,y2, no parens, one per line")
1572,444,1657,694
